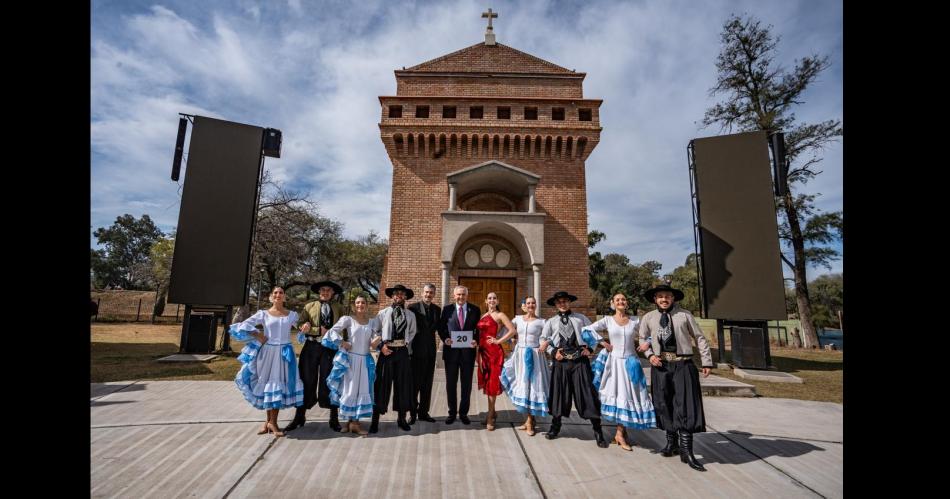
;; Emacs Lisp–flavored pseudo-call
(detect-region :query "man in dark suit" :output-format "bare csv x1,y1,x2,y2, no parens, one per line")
437,285,480,425
408,283,441,425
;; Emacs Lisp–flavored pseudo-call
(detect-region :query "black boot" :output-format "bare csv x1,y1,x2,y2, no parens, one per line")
284,407,306,432
679,430,706,471
369,411,380,434
397,411,411,431
545,416,561,440
329,407,342,432
592,419,609,448
660,430,679,457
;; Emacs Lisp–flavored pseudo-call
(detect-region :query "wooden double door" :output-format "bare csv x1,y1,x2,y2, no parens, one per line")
459,277,517,354
459,277,517,316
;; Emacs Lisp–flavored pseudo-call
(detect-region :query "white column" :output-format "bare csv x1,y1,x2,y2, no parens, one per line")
532,264,541,300
441,262,450,306
528,184,536,213
448,183,457,211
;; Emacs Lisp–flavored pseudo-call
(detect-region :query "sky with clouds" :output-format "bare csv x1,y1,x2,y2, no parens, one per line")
91,0,843,282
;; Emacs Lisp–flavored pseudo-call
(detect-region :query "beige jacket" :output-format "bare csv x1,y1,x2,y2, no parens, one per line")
638,305,713,368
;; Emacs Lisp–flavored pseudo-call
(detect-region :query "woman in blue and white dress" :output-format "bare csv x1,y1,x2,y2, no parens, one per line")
585,292,656,451
500,296,550,436
229,287,305,438
322,295,381,436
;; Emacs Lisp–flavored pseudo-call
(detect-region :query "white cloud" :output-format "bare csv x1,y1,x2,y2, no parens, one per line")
92,0,842,280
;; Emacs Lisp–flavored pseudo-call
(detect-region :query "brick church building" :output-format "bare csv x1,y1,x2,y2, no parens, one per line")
378,14,602,317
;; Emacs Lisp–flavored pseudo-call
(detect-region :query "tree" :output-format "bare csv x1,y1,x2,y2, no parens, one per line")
148,236,175,318
329,232,388,302
665,254,701,313
249,175,343,298
702,15,842,348
588,230,607,302
587,231,663,314
91,214,165,289
806,273,843,329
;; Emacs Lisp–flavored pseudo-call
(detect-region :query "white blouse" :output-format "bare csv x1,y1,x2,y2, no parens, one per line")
232,309,299,345
586,315,640,359
512,315,545,348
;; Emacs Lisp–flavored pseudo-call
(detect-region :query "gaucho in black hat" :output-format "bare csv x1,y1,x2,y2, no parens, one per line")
639,282,714,471
538,291,610,448
285,280,346,433
369,284,418,433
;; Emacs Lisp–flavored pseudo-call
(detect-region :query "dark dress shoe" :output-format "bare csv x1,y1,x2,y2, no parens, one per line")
283,418,305,432
594,429,609,448
445,416,456,424
408,414,417,425
545,430,559,440
397,419,412,431
459,415,471,425
418,413,436,423
369,412,380,434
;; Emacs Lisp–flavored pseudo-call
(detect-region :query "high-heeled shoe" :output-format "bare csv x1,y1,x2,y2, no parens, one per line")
266,421,285,438
614,433,633,451
526,419,536,437
486,411,496,431
351,421,368,436
258,422,271,435
341,421,351,433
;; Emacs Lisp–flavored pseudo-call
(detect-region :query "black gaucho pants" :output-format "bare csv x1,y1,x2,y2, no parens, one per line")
650,359,706,433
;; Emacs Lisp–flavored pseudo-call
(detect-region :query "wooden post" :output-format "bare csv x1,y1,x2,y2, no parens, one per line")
136,298,142,321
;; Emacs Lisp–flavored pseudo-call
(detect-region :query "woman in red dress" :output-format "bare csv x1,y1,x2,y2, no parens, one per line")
477,292,517,431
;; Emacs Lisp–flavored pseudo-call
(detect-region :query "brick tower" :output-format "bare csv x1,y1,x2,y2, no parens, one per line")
378,11,602,317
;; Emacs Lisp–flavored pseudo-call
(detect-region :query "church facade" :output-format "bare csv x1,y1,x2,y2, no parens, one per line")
378,26,602,317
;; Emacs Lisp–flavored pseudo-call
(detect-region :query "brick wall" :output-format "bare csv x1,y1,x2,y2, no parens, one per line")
379,42,600,319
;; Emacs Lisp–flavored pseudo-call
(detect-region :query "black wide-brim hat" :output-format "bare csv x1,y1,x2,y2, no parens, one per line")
546,290,578,306
644,283,684,303
311,280,343,295
385,284,414,300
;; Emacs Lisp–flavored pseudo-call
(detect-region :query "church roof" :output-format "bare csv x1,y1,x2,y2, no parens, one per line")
400,42,581,76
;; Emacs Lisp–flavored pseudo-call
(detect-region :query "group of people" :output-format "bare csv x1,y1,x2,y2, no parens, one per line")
228,280,714,472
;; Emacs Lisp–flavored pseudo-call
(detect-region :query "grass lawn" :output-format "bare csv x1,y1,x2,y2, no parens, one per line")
90,323,293,382
92,322,842,403
708,341,842,403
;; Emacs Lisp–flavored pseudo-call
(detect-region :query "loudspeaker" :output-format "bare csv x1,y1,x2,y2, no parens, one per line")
263,128,282,158
184,313,216,353
171,117,188,181
769,132,787,197
730,326,768,369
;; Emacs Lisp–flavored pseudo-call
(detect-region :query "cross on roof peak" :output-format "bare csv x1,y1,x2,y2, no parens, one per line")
481,8,498,45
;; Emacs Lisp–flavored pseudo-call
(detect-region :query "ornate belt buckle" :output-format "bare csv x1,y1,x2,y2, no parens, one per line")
559,346,582,360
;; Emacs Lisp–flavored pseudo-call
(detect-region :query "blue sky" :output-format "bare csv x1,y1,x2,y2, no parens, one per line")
91,0,843,281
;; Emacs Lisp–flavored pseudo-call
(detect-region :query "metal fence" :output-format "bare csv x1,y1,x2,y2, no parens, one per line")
91,290,183,323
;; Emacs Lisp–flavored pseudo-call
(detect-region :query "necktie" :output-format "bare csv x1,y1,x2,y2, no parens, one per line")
320,302,332,328
393,306,406,338
457,305,465,328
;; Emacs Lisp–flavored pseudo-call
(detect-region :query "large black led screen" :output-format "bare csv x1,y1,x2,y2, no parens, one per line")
691,130,787,320
168,116,263,305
